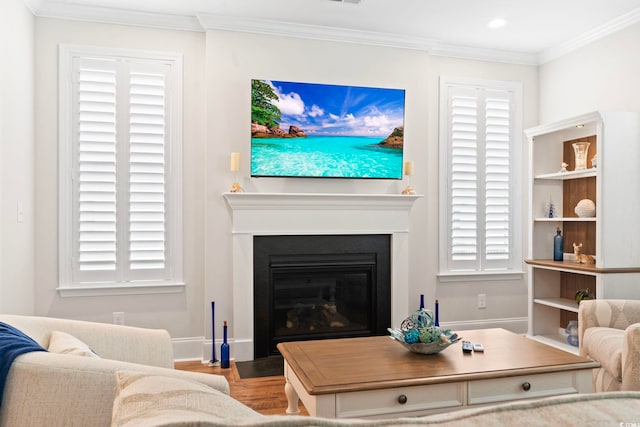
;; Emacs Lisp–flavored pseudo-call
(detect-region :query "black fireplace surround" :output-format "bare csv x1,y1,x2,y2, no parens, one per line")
253,234,391,358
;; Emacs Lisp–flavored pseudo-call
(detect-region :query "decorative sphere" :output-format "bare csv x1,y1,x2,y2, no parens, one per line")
574,199,595,218
404,329,420,344
419,326,441,344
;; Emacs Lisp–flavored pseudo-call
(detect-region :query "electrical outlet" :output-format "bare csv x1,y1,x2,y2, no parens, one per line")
112,312,125,325
477,294,487,309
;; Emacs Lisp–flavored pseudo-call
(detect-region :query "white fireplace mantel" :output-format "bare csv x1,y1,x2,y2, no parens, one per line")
223,192,421,210
223,192,422,361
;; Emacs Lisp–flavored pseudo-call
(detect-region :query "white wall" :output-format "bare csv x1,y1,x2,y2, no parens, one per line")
10,11,637,359
205,30,538,348
0,0,35,314
427,56,538,329
19,17,539,360
539,22,640,122
205,31,433,348
33,18,207,348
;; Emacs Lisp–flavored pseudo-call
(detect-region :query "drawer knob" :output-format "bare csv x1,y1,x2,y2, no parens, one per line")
398,394,408,404
522,382,531,391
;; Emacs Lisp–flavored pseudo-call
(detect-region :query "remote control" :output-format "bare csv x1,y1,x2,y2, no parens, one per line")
473,343,484,352
462,340,473,353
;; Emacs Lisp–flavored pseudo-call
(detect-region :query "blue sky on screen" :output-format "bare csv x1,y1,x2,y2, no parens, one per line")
266,80,405,137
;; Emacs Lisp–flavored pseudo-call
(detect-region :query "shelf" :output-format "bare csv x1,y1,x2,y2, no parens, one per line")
527,334,579,355
527,112,640,358
525,259,640,274
533,297,579,313
534,169,596,181
534,217,596,222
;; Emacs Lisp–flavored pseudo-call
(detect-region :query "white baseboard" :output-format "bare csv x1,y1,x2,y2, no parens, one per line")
172,336,206,362
172,317,529,362
172,337,253,363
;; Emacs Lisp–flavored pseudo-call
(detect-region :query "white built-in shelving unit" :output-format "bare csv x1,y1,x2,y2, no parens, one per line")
525,111,640,353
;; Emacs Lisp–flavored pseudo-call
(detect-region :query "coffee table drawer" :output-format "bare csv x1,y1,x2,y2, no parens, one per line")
336,383,464,418
468,371,579,405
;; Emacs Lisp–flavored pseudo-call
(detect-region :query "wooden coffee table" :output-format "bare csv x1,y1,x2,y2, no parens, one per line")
277,328,599,419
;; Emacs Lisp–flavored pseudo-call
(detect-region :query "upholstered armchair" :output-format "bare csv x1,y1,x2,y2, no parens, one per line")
578,299,640,391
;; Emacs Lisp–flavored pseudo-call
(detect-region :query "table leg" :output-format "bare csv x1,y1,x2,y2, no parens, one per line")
284,377,300,415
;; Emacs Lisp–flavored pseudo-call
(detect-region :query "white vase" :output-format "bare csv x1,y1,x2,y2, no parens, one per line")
572,141,590,171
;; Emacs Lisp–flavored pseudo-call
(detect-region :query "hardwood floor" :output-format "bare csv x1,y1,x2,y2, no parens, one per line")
174,360,308,416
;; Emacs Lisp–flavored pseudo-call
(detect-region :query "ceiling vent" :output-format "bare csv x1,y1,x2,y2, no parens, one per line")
328,0,362,4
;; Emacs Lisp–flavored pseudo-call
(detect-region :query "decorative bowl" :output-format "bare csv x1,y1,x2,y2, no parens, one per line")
388,327,460,355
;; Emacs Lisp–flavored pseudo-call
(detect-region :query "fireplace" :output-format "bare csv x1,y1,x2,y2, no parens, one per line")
223,192,420,361
253,235,391,357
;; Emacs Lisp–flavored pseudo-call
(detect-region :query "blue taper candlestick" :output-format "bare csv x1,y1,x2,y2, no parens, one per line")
209,301,219,366
435,299,439,327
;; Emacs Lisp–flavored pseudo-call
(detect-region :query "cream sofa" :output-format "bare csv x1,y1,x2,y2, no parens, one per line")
0,314,229,427
578,299,640,391
2,314,640,426
110,371,640,426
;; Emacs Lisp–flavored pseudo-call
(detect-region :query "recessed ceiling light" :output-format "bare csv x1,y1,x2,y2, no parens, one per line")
488,18,507,29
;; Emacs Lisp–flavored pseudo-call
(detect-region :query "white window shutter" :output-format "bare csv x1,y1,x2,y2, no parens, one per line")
60,45,182,292
128,65,168,272
440,78,519,275
450,91,478,263
75,58,118,279
484,92,511,263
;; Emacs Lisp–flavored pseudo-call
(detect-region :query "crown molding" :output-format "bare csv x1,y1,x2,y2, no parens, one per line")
27,0,203,32
197,13,437,51
197,13,539,65
539,7,640,64
23,0,538,64
429,43,538,66
23,1,640,65
22,0,45,14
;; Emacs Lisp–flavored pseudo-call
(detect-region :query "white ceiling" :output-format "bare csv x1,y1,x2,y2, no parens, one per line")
23,0,640,64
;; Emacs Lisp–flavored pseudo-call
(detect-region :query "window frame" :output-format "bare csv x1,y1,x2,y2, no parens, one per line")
58,44,184,296
438,76,524,282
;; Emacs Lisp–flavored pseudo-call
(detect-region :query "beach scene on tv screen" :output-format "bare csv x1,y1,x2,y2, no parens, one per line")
251,79,405,178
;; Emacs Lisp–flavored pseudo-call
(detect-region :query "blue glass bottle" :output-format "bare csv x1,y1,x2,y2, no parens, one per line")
221,320,230,369
553,227,564,261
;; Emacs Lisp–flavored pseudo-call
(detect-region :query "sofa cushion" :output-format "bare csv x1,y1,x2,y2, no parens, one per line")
111,371,263,427
48,331,100,358
109,384,640,427
583,326,623,381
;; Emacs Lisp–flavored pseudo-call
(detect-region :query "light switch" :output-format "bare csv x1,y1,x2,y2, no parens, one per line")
17,203,23,223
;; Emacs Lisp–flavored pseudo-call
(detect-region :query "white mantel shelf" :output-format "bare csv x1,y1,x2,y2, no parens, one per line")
223,192,423,210
223,191,423,361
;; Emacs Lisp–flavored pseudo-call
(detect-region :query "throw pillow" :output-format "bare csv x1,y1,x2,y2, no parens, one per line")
111,371,263,427
47,330,100,358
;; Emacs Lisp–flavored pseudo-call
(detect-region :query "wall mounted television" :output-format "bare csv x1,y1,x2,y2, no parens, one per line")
251,79,405,179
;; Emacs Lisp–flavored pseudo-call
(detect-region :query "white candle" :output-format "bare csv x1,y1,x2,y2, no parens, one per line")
230,152,240,172
403,161,414,176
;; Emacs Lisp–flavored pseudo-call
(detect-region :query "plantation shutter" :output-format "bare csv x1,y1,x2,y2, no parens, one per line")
75,58,118,280
72,57,170,285
128,64,168,273
445,84,513,272
450,88,478,264
484,91,511,263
